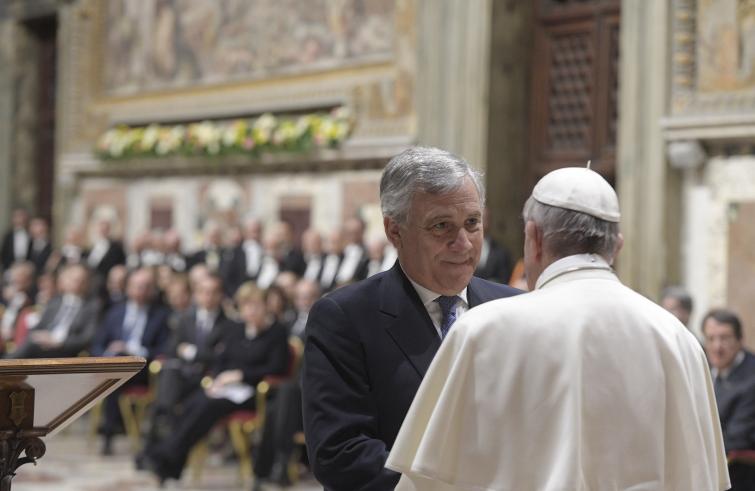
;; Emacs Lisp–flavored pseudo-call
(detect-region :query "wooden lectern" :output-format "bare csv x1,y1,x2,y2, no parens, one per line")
0,356,145,490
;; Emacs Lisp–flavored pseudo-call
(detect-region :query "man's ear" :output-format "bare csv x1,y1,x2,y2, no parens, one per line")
384,216,401,249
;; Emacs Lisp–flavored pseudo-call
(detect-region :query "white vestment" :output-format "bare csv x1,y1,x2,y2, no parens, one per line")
387,255,730,491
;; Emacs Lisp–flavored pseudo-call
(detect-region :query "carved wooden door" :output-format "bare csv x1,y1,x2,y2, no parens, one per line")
529,0,620,185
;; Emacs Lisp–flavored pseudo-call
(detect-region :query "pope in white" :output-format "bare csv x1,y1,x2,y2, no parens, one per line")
386,167,730,491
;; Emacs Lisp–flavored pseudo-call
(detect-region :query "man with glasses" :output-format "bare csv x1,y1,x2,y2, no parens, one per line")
703,308,755,491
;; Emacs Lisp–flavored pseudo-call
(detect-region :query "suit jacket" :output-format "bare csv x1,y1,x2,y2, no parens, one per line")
302,262,521,490
1,230,30,271
280,247,306,276
31,295,101,356
28,241,52,274
91,301,170,361
167,307,233,369
715,350,755,452
474,237,513,284
88,240,127,278
224,245,257,297
210,321,289,386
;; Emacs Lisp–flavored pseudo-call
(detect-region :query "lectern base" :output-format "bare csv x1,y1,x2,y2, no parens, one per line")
0,431,46,491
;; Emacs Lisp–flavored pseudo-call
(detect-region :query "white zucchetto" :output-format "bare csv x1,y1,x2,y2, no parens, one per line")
532,166,620,222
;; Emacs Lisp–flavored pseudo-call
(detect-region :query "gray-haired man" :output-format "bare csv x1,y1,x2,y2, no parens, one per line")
301,146,520,490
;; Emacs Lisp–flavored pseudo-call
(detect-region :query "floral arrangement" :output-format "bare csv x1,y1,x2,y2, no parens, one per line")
95,108,353,160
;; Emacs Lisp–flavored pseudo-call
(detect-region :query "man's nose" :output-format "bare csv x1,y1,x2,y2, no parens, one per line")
449,227,473,251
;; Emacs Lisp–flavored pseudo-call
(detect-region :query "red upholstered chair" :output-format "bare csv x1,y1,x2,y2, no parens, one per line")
118,359,163,452
728,449,755,465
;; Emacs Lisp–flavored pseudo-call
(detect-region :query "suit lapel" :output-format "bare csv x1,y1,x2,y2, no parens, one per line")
381,264,441,378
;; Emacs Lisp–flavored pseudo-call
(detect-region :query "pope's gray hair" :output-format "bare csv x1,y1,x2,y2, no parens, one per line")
380,146,485,224
522,197,620,259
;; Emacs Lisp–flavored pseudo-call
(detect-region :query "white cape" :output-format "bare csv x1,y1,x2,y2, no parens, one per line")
387,258,729,491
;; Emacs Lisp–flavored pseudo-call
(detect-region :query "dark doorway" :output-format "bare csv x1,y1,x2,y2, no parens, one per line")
24,15,58,226
528,0,620,187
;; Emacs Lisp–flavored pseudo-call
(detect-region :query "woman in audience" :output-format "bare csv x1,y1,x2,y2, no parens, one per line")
146,281,289,484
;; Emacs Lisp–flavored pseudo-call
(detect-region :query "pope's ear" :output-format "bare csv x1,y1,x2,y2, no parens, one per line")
384,216,401,248
610,232,624,264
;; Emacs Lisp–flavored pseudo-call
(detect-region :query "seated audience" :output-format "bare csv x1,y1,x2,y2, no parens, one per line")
145,282,289,484
10,264,99,358
703,308,755,490
92,267,171,455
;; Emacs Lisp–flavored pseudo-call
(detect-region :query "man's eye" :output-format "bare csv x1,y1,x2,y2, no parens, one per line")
431,222,448,231
466,218,480,227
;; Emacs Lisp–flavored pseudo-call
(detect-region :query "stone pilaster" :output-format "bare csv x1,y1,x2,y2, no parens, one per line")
0,19,15,233
415,0,493,170
615,0,672,299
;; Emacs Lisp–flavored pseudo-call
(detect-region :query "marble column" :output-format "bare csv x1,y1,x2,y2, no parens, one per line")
615,0,674,298
415,0,493,171
0,19,15,233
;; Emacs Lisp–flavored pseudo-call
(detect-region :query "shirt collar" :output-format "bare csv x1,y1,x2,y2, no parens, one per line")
536,253,614,290
399,261,468,308
714,350,746,379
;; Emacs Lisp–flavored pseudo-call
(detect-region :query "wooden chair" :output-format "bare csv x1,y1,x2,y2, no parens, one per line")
118,359,163,452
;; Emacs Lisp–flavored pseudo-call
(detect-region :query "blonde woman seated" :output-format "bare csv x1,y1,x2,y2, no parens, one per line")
146,282,289,484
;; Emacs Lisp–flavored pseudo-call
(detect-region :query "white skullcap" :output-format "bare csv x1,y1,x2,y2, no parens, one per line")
531,167,620,222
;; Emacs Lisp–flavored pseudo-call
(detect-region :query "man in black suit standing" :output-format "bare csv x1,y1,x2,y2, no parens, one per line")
87,219,127,289
473,207,513,284
1,208,30,273
28,217,53,276
302,146,521,490
703,308,755,491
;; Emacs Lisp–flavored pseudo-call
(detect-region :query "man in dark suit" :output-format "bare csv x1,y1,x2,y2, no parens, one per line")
302,146,521,490
10,264,99,358
703,308,755,491
92,267,170,455
1,208,30,273
474,207,513,284
28,217,52,276
335,217,369,286
86,219,127,293
225,218,264,297
301,228,325,284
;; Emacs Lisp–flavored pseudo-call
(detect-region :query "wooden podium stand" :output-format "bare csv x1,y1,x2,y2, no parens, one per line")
0,356,145,490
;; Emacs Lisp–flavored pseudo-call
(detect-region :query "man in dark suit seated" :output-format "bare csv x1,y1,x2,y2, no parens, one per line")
703,308,755,491
301,146,521,490
91,267,170,455
140,273,234,454
10,264,99,358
